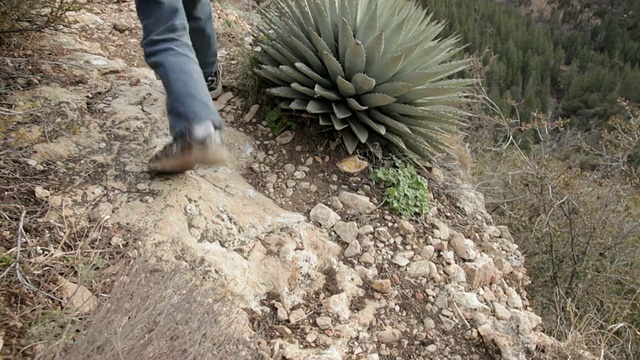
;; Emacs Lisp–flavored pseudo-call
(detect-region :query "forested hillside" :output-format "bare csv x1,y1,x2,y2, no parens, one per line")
419,0,640,128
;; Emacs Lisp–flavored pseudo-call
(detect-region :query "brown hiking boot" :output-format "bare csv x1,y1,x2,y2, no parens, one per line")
148,127,227,174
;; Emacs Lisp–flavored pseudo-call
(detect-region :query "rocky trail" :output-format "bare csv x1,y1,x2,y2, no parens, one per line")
0,1,595,359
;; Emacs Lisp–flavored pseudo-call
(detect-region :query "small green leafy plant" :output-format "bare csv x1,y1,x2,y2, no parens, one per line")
265,106,297,136
371,160,430,219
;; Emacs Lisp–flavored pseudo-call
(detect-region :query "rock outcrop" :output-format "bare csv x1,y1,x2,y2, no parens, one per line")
4,2,596,359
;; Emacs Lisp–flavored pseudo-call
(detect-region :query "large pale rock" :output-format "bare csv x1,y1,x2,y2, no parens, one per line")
57,277,98,314
338,191,376,214
333,221,358,243
450,233,477,261
310,204,341,229
464,255,499,288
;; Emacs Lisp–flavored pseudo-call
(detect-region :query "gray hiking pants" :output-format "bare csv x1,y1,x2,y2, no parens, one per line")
135,0,224,139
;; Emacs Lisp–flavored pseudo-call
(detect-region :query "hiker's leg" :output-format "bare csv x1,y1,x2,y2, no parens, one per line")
183,0,223,99
135,0,226,172
183,0,219,78
135,0,224,136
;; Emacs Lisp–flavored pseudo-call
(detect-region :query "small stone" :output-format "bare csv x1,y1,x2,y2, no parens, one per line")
334,221,359,243
494,257,513,274
293,170,305,179
392,253,411,267
493,302,511,320
397,220,415,235
57,276,98,314
360,253,375,265
420,245,435,260
358,225,374,235
266,174,278,183
213,91,234,109
286,179,297,188
316,316,332,330
425,344,438,353
310,204,341,229
433,219,450,240
112,20,131,32
110,236,125,247
90,202,113,221
331,196,343,210
464,256,498,289
274,325,292,337
450,233,477,261
454,292,490,313
374,228,392,242
338,191,376,214
136,183,148,190
283,163,296,174
324,293,351,321
371,279,392,294
305,331,318,343
243,104,260,122
376,328,402,344
423,317,436,330
34,186,50,200
50,196,63,207
497,225,514,241
505,287,523,309
274,302,288,321
485,226,502,238
344,240,362,258
289,308,306,323
406,260,433,277
276,130,295,145
336,155,369,174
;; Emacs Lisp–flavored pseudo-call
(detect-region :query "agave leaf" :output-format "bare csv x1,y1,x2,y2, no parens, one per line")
340,128,359,154
344,40,366,79
332,102,352,119
278,0,308,36
307,99,333,113
332,113,350,130
336,76,357,97
309,1,336,54
364,32,384,65
287,36,326,75
268,86,312,100
254,66,289,86
254,51,280,68
294,62,332,88
348,117,369,143
355,111,386,135
351,73,376,94
319,113,333,126
293,0,316,34
397,83,474,103
368,109,412,134
322,51,346,82
367,52,405,83
309,31,335,61
291,83,317,97
290,99,309,111
279,65,315,87
346,97,368,111
372,82,414,97
359,93,397,108
380,15,408,56
338,17,355,63
380,131,408,152
314,84,342,101
260,43,294,67
355,0,378,44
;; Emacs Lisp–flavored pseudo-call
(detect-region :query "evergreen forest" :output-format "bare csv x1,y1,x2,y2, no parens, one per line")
420,0,640,128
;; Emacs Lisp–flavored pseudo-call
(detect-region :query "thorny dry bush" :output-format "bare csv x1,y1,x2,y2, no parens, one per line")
58,261,262,360
0,0,77,35
466,67,640,359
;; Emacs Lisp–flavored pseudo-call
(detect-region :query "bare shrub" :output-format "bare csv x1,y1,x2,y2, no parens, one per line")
465,64,640,358
0,0,77,34
56,260,261,360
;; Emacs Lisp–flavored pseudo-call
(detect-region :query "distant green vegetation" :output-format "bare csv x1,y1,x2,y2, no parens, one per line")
419,0,640,129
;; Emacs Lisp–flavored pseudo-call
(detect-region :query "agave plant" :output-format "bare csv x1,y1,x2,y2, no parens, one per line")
254,0,475,161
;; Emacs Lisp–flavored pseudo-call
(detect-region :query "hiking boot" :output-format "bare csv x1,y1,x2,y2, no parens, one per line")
206,66,223,100
148,125,227,174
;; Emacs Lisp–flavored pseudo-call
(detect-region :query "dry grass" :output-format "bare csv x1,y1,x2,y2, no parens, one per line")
57,260,262,360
